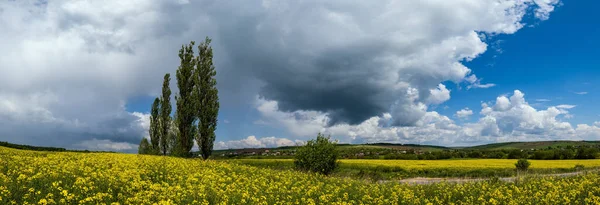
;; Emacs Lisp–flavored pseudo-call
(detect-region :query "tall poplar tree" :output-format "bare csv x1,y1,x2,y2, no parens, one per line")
194,37,220,160
149,98,161,154
175,42,197,157
159,73,172,155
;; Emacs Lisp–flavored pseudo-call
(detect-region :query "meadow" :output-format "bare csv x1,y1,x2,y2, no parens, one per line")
233,158,600,179
2,146,600,204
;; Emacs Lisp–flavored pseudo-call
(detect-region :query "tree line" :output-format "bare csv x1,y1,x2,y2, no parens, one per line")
139,37,219,160
374,146,600,160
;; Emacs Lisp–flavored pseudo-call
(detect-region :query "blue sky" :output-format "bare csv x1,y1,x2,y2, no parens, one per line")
443,0,600,125
1,0,599,152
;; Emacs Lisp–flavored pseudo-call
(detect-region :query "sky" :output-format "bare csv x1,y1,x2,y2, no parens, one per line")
1,0,599,152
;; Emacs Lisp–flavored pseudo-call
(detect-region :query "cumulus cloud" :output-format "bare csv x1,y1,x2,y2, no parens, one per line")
214,136,301,150
255,90,600,146
427,84,451,105
0,0,562,150
455,108,474,119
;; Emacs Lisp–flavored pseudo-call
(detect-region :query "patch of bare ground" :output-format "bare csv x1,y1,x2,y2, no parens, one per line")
379,171,588,185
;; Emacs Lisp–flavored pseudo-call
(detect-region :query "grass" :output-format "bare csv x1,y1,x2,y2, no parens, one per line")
230,159,600,180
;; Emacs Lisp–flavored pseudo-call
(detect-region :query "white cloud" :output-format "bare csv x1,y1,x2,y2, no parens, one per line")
536,99,551,102
574,92,588,95
0,0,563,150
555,104,576,109
214,136,300,150
74,139,137,152
427,84,451,105
466,74,496,89
455,108,474,119
533,0,561,20
254,90,600,147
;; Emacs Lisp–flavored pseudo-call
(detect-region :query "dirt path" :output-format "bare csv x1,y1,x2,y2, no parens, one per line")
381,171,587,185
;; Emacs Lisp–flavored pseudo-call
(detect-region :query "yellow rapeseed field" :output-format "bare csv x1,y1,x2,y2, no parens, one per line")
2,146,600,204
340,159,600,169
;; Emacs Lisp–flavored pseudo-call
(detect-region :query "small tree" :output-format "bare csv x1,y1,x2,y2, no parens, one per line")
159,73,172,156
138,138,151,155
294,133,339,175
515,158,530,172
149,98,161,154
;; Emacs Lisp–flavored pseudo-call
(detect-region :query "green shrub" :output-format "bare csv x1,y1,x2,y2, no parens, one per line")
294,133,339,175
574,164,585,171
515,158,530,172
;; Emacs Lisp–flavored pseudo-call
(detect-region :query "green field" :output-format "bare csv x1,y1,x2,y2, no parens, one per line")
231,158,600,180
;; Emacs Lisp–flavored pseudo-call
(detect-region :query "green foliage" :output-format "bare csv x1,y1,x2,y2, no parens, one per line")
576,147,599,159
575,164,585,171
166,115,179,156
515,158,531,172
294,133,339,175
149,98,161,154
194,37,219,160
0,141,66,152
175,41,198,158
138,138,152,155
159,73,172,156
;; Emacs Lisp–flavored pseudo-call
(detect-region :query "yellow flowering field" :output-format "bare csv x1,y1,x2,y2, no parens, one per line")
238,159,600,169
340,159,600,169
2,146,600,204
234,158,600,178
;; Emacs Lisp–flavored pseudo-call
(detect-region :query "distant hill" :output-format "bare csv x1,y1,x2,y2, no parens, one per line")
3,140,599,156
468,140,600,150
212,140,600,154
0,141,115,153
0,141,67,152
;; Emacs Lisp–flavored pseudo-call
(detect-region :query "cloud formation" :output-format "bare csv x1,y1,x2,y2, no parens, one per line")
247,90,600,148
0,0,563,151
456,108,474,119
214,136,300,150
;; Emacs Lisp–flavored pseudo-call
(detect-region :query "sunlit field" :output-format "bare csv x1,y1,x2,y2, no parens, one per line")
238,158,600,169
2,146,600,204
233,159,600,179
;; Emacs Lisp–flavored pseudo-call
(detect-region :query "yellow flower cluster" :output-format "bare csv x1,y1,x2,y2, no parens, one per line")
1,147,600,204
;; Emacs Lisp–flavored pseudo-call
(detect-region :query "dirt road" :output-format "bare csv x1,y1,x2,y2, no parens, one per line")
382,171,587,185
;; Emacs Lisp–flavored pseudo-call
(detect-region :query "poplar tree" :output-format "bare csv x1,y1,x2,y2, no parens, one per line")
194,37,220,160
174,42,197,157
149,98,161,154
159,73,172,156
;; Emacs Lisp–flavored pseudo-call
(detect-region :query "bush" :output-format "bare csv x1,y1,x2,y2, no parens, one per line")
294,133,339,175
515,158,530,172
574,164,585,171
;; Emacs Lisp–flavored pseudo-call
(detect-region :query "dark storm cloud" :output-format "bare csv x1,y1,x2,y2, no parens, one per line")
0,0,562,151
